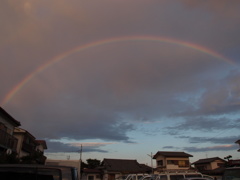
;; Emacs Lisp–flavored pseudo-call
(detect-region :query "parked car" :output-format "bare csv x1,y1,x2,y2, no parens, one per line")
181,178,212,180
139,174,159,180
140,170,208,180
201,175,214,180
0,164,79,180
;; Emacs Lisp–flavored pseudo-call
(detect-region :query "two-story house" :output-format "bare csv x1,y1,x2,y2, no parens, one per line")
14,127,37,158
13,127,47,163
192,157,226,176
153,151,193,172
0,107,21,154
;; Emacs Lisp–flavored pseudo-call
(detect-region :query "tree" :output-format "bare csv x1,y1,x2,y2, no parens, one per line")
86,159,101,169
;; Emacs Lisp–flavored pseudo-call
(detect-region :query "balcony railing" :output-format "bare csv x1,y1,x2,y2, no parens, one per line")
0,129,18,151
22,141,36,153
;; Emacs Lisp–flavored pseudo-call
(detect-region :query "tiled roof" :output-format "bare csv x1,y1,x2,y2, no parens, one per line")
102,159,151,173
36,140,48,149
192,157,226,164
14,127,36,141
0,107,21,126
153,151,193,159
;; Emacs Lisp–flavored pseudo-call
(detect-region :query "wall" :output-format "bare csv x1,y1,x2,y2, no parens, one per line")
13,133,24,157
82,174,102,180
210,160,224,170
45,159,81,180
155,155,190,169
0,116,15,135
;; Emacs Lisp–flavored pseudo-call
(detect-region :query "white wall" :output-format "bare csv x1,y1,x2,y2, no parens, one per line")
45,159,81,180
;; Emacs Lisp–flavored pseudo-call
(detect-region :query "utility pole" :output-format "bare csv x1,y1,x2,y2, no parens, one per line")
80,144,82,162
147,152,154,174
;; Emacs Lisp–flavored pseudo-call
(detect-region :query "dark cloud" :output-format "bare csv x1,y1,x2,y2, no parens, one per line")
1,0,240,155
46,141,109,153
162,146,175,149
179,136,240,144
183,144,238,152
166,118,240,134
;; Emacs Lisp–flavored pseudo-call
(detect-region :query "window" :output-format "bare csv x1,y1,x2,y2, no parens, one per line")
217,163,224,167
178,160,189,167
170,175,184,180
159,175,167,180
157,160,163,166
167,160,175,165
185,174,202,178
88,175,94,180
0,167,61,180
0,123,7,132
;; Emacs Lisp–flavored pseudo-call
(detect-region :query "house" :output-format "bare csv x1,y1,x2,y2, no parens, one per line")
235,139,240,152
36,140,48,152
14,127,47,163
153,151,193,171
81,168,102,180
100,159,151,180
192,157,226,176
0,107,21,154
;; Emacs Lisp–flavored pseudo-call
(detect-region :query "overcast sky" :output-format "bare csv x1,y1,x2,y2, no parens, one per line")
1,0,240,165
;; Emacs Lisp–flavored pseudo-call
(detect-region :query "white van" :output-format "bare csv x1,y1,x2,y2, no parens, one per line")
141,170,213,180
116,174,149,180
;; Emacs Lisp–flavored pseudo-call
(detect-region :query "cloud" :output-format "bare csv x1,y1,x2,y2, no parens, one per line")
1,0,240,155
179,136,240,144
183,0,240,18
46,140,110,153
166,117,240,134
183,144,238,152
68,142,116,147
162,146,175,149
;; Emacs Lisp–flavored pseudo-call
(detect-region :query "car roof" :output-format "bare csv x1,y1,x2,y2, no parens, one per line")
0,164,76,169
183,178,209,180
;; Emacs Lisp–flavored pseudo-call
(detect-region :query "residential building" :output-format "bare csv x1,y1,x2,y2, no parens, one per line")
153,151,193,171
13,127,47,163
0,107,21,154
192,157,226,176
81,168,102,180
35,140,48,152
100,159,151,180
14,127,37,158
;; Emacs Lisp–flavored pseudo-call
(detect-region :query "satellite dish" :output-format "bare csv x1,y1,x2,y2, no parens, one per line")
6,149,12,155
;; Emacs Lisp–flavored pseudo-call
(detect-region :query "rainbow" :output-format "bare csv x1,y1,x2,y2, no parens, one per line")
1,35,235,106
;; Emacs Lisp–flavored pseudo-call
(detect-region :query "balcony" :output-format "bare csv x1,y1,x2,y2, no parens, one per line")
22,141,36,153
0,129,18,151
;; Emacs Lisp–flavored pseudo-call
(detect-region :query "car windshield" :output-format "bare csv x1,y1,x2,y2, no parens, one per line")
0,167,60,180
185,175,202,178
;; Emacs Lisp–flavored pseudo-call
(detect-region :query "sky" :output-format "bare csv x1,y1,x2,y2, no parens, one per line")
1,0,240,166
